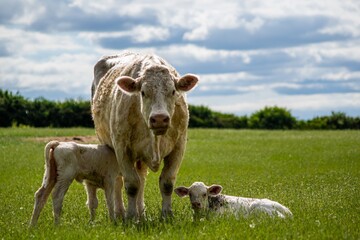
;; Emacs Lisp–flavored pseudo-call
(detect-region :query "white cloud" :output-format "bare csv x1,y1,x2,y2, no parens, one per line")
284,40,360,63
155,44,254,66
199,72,259,84
320,71,360,81
0,26,85,57
10,0,46,25
79,25,170,45
132,25,170,43
0,53,97,97
183,26,209,41
69,0,119,13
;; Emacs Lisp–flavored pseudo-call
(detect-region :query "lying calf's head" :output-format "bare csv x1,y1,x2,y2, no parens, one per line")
174,182,222,212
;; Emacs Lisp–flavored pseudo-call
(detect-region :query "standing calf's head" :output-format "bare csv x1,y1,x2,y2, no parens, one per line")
117,66,198,135
174,182,223,212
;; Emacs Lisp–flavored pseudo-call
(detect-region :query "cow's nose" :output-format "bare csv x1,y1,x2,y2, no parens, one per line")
150,113,170,133
191,202,201,209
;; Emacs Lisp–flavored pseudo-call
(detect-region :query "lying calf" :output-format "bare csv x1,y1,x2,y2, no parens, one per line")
30,141,125,226
174,182,292,219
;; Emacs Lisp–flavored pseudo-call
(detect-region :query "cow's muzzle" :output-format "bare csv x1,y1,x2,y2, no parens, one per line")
150,113,170,135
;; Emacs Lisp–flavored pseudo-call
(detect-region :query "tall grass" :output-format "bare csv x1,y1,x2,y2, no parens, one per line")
0,128,359,239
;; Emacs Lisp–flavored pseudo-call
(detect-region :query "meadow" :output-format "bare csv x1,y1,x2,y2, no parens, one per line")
0,128,359,239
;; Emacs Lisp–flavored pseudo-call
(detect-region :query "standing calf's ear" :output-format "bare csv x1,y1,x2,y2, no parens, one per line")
208,185,222,196
176,74,199,92
174,187,189,197
116,76,140,94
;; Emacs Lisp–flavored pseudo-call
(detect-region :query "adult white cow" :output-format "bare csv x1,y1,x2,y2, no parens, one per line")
91,51,198,220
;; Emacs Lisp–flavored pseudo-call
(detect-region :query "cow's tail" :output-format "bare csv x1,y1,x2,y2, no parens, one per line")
42,141,59,188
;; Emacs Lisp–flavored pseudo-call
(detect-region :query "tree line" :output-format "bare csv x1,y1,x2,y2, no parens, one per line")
1,89,359,129
0,90,93,128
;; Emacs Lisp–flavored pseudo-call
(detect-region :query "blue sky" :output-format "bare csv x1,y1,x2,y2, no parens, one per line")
1,0,359,119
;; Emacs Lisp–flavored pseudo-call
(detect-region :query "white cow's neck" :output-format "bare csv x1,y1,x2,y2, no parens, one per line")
147,133,162,172
153,134,161,164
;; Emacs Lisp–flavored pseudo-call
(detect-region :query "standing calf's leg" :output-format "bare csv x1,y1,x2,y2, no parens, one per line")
104,181,116,222
114,176,125,220
29,147,57,227
29,181,55,226
51,179,73,225
84,183,98,222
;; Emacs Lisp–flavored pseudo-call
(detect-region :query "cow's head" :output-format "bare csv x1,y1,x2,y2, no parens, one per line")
116,66,198,135
174,182,222,213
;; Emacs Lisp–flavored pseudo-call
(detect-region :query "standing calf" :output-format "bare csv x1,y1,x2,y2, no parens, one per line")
174,182,292,219
29,141,124,226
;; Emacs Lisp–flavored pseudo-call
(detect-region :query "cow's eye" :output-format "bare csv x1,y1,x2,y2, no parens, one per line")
141,91,145,97
172,90,176,96
203,193,206,197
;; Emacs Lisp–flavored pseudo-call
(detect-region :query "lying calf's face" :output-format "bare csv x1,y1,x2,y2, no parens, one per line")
174,182,222,212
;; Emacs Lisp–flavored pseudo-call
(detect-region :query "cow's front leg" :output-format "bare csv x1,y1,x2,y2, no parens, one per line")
136,161,148,220
159,139,186,218
116,148,140,221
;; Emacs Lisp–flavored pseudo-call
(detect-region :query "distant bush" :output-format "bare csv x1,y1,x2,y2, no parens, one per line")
303,111,360,130
0,90,29,127
248,106,296,129
188,105,247,129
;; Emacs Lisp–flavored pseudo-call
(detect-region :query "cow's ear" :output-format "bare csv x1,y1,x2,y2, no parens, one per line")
208,185,222,195
116,76,140,94
176,74,199,92
174,187,189,197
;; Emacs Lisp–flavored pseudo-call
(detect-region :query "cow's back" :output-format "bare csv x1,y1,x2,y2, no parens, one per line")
91,52,141,99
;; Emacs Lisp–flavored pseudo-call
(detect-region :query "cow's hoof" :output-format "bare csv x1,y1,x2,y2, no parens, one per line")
161,209,174,219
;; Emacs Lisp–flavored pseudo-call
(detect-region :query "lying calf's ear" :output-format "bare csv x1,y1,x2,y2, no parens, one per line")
174,187,189,197
208,185,222,195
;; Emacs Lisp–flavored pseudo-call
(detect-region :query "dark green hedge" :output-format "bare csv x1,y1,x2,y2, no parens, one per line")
1,89,359,129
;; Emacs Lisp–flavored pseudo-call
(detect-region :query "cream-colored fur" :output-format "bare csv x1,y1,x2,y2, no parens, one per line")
91,51,198,220
175,182,293,219
29,141,124,226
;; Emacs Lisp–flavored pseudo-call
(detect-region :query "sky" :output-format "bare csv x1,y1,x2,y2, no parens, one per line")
0,0,359,119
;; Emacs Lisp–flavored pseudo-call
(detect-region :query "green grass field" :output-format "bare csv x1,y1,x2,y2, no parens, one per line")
0,128,359,239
